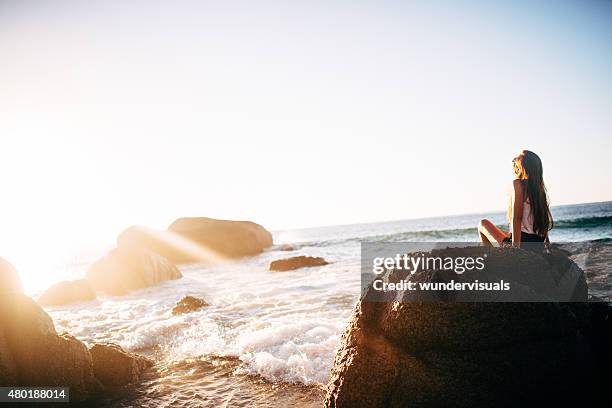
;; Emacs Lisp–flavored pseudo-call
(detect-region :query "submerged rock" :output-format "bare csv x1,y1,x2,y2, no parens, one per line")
87,247,182,296
38,279,96,306
269,256,329,272
90,343,153,386
172,295,209,315
324,246,592,407
117,217,273,264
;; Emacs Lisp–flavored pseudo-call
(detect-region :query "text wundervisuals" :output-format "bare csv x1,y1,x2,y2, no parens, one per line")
372,253,486,275
372,279,510,292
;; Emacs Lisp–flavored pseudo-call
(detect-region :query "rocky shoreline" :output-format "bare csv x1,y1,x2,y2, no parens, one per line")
1,217,275,404
0,258,153,402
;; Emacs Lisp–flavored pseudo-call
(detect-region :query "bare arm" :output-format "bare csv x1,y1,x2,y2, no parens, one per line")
511,180,524,246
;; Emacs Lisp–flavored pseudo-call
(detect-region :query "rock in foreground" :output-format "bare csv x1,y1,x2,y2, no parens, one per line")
87,248,182,296
0,257,22,294
1,261,157,403
172,295,209,315
325,246,593,407
90,343,153,386
0,293,98,402
118,217,273,264
269,256,329,272
38,279,96,306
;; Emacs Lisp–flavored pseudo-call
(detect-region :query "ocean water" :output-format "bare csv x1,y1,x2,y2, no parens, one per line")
42,201,611,407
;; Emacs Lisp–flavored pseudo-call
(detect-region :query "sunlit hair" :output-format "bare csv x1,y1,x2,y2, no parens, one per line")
508,150,554,237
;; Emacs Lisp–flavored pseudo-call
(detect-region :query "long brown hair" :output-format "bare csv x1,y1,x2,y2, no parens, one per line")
508,150,554,237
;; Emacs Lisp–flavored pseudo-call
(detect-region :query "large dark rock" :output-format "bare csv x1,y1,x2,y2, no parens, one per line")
38,279,96,306
0,260,159,403
268,256,329,272
89,343,153,386
117,217,273,264
0,257,20,384
0,257,22,294
87,247,182,296
325,246,594,407
172,295,209,315
0,294,98,402
0,330,17,386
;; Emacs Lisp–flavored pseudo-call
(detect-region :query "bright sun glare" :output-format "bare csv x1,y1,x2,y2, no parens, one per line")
1,1,611,293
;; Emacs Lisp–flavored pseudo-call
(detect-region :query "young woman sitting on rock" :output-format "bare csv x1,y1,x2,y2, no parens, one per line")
478,150,553,247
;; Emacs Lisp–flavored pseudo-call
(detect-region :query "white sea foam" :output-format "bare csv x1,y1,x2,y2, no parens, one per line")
47,244,360,385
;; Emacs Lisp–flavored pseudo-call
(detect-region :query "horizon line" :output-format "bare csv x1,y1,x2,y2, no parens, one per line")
272,199,612,233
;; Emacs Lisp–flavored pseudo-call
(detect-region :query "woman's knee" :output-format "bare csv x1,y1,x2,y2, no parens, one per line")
478,219,492,232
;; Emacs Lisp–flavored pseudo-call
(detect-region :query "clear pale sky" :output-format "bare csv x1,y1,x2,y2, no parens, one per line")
1,0,611,272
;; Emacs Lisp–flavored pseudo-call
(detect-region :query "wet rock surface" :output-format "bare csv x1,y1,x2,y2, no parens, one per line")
90,343,153,386
269,256,329,272
172,295,209,315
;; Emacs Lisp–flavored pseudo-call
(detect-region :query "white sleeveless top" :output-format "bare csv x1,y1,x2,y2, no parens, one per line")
521,199,535,234
509,183,536,234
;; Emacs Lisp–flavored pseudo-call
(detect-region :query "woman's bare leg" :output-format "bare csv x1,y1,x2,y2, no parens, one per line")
479,228,492,246
478,219,509,246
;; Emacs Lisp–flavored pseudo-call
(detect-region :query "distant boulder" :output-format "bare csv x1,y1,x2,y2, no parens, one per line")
269,256,329,272
0,257,22,294
279,244,297,251
38,279,96,306
87,248,182,296
172,295,209,315
117,217,273,264
89,343,153,386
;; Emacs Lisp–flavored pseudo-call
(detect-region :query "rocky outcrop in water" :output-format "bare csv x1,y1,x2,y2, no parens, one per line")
324,246,596,407
0,293,99,401
117,217,273,264
87,248,182,296
172,295,209,315
79,217,271,297
0,262,156,401
38,279,96,306
90,343,153,386
269,256,329,271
